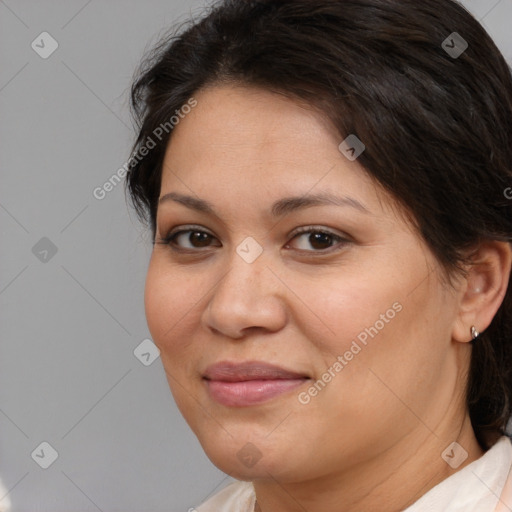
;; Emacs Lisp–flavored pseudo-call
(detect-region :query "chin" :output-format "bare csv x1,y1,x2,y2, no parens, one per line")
198,432,304,483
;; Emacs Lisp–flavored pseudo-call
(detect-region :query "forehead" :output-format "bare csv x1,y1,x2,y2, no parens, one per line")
165,84,339,160
159,84,403,222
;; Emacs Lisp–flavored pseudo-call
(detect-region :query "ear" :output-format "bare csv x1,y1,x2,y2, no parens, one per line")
452,241,512,343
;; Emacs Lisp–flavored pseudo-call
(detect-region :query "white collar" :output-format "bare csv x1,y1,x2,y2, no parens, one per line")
404,436,512,512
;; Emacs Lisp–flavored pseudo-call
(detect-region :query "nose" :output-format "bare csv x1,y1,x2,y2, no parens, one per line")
202,246,288,339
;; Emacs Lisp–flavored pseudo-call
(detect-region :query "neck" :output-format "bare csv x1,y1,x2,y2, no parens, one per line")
253,413,485,512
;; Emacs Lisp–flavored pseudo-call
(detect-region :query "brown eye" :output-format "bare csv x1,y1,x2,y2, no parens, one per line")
307,232,334,250
186,231,213,247
172,230,219,249
288,228,349,252
156,226,221,250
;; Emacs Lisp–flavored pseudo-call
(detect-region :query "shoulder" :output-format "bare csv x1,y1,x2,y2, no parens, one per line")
195,480,255,512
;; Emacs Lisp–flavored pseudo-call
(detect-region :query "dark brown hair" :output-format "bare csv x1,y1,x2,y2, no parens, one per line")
125,0,512,450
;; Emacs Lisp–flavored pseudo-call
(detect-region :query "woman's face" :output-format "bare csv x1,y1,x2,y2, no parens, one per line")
145,84,467,482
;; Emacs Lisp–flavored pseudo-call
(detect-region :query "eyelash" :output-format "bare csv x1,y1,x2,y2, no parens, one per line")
153,225,350,254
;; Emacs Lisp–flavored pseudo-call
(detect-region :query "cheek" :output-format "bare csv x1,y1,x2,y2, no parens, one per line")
290,269,403,358
289,260,441,409
144,259,199,356
144,265,169,344
144,261,205,417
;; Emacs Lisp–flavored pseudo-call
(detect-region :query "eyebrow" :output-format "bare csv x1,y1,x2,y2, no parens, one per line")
158,191,370,217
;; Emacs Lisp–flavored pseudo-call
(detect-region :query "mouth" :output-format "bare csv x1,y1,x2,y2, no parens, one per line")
202,361,311,407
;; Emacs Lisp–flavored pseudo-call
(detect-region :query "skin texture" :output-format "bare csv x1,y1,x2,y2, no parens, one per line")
144,84,511,512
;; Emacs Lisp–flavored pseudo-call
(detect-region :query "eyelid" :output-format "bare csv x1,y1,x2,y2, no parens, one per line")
289,225,349,239
155,224,215,241
168,224,215,238
161,224,349,239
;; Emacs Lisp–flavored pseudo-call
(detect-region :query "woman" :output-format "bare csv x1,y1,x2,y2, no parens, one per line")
125,0,512,510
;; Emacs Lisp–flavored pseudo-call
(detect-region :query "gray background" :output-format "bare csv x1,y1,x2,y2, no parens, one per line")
1,1,511,511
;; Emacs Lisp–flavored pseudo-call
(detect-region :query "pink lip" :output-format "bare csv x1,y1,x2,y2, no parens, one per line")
203,361,310,407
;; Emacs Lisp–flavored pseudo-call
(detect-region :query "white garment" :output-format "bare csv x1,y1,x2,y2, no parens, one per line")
195,480,255,512
0,478,11,512
195,436,512,512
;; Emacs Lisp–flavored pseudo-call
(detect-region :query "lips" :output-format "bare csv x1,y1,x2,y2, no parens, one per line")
203,361,309,381
203,361,310,407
